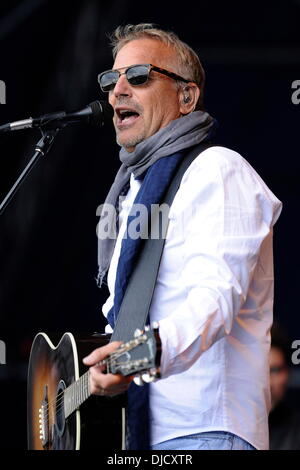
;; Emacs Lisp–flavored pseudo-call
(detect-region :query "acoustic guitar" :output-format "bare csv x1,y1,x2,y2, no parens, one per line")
27,328,161,450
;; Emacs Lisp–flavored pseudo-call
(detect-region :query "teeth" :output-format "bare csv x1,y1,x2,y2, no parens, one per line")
120,110,134,116
118,109,138,115
118,109,139,123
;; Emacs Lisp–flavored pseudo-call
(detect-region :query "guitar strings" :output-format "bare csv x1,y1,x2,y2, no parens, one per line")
42,371,90,419
39,355,111,415
41,355,139,426
39,353,137,422
43,374,90,421
43,356,135,418
40,344,142,416
41,357,136,428
40,354,122,416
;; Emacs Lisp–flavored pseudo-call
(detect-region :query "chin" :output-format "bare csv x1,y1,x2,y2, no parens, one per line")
117,131,146,151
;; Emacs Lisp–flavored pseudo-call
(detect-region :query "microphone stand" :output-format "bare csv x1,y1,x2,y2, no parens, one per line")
0,128,59,216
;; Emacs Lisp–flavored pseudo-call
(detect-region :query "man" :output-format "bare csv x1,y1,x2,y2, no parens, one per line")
83,24,282,450
269,323,300,450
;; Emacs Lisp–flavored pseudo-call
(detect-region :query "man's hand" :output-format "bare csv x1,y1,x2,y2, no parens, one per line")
83,341,134,396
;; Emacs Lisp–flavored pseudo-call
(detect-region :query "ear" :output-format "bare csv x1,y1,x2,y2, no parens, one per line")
179,84,200,115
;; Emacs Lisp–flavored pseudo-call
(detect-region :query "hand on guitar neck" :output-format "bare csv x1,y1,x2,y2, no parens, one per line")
83,341,134,396
27,328,161,449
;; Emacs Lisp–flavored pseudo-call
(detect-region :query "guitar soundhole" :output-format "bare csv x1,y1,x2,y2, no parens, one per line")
55,380,66,438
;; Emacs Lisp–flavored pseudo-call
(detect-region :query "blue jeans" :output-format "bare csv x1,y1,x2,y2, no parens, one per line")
151,431,256,450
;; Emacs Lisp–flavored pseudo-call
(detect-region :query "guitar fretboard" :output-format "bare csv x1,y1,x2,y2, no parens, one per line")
64,371,90,418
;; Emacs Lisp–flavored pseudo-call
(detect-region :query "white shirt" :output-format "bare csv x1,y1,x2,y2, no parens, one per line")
102,146,282,450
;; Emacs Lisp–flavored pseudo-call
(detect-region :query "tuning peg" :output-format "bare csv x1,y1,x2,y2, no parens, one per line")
133,375,144,386
134,328,143,338
141,372,155,383
149,367,161,379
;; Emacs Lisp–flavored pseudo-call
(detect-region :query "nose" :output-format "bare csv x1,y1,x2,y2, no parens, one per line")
112,72,133,98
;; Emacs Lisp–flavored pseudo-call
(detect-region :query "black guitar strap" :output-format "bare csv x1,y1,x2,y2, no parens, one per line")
110,141,212,343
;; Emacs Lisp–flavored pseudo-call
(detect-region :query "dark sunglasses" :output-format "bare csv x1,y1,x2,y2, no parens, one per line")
98,63,192,92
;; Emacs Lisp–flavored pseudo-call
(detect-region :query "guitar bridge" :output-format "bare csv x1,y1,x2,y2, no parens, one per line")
39,385,49,448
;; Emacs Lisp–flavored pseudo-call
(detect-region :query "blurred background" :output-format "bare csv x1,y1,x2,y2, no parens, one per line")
0,0,299,450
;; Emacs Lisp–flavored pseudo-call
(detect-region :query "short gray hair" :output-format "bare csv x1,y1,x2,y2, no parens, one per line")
109,23,205,110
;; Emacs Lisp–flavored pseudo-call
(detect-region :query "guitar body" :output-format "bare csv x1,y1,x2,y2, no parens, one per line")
27,332,124,450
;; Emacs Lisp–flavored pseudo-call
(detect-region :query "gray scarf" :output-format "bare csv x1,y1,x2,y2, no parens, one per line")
97,110,215,286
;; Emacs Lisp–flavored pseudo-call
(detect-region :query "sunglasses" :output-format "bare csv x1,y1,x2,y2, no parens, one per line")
98,63,192,92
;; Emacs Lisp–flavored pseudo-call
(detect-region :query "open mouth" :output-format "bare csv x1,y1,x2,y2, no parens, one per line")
116,108,140,127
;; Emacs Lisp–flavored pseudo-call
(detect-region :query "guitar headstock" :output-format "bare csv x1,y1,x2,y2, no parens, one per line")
107,325,161,386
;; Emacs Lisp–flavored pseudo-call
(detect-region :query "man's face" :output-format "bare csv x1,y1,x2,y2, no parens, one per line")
269,346,289,410
108,38,184,152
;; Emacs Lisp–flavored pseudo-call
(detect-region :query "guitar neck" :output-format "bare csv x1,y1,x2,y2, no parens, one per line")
64,354,114,418
64,370,90,418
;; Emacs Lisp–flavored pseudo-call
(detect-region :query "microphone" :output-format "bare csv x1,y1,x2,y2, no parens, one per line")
0,100,113,133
